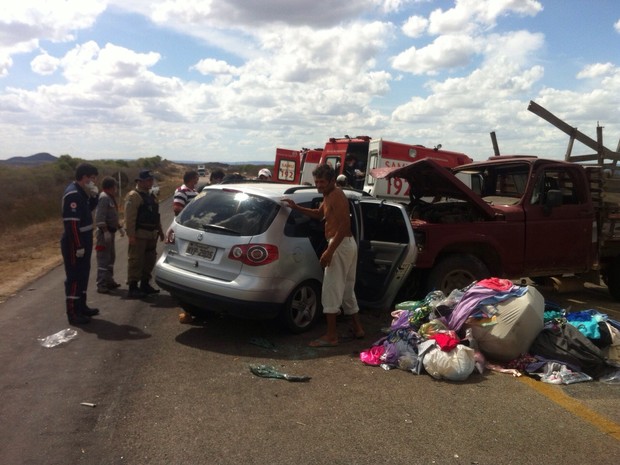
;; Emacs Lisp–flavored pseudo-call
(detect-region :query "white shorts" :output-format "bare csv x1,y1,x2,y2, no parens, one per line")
322,236,359,315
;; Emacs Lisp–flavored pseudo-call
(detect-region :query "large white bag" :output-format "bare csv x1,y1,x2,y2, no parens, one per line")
423,344,476,381
464,286,544,362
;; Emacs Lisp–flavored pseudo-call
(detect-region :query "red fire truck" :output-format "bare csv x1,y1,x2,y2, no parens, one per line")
365,138,473,201
274,136,473,202
274,147,323,184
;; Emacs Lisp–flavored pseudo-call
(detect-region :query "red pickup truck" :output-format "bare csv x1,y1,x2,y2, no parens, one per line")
377,155,620,300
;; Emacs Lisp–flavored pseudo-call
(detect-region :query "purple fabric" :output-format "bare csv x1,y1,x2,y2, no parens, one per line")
446,284,527,331
390,310,411,330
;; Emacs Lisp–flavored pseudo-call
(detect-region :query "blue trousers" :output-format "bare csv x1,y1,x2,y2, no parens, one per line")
61,233,93,317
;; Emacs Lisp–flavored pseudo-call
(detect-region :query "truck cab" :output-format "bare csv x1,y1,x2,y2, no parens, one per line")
377,156,596,297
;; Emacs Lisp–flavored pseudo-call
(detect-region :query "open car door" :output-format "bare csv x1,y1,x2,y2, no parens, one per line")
354,198,417,310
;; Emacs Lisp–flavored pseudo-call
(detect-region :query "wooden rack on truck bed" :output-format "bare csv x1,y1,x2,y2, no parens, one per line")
528,101,620,247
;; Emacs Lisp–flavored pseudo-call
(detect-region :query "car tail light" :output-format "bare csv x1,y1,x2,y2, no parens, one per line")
165,229,175,244
229,244,279,266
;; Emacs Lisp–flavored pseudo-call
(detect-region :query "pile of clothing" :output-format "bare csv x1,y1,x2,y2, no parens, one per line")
360,278,620,384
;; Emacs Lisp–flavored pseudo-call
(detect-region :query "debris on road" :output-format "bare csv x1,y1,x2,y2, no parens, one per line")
248,337,277,352
249,364,311,382
38,328,78,348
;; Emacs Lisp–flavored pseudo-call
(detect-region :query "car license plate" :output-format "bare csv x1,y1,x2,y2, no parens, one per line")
186,242,216,260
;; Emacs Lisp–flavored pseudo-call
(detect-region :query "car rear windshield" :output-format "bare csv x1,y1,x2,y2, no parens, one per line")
177,189,280,236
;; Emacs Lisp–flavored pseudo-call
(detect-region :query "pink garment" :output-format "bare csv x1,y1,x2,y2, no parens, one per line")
360,345,386,365
476,277,514,291
429,332,460,352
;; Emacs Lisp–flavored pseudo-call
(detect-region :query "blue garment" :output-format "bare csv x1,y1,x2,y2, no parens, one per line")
61,181,98,318
566,310,604,339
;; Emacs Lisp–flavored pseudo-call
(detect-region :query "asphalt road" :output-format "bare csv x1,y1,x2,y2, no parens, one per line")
0,197,619,465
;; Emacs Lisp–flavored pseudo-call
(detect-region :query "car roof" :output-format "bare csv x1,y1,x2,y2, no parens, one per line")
203,182,367,202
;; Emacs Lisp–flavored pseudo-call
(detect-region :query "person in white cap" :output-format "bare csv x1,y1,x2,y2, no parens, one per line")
258,168,272,180
336,174,348,187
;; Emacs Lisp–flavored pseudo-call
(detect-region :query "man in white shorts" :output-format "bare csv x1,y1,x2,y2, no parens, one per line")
282,164,365,347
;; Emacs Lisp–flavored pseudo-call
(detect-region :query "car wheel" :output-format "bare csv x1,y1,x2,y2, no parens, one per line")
427,254,490,296
280,281,322,334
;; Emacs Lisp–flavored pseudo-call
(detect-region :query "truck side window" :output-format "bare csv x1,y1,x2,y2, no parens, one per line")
530,170,580,205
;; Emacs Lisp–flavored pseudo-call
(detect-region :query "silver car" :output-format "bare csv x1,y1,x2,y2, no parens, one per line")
155,182,417,332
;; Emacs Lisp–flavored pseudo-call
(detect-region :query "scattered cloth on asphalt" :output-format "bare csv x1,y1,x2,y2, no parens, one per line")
359,278,618,383
249,364,311,382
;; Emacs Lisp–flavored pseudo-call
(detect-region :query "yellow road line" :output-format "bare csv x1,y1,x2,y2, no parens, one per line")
519,376,620,441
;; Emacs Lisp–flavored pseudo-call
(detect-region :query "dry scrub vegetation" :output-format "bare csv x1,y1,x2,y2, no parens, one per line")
0,156,187,302
0,157,272,302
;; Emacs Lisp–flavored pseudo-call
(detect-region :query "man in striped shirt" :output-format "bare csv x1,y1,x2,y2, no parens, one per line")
173,170,200,216
173,170,200,324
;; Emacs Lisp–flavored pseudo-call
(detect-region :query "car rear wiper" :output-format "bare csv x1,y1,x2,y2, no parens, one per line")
201,223,241,235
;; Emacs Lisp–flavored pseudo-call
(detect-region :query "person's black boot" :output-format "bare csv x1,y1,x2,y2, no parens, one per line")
128,281,147,299
79,295,100,316
68,312,91,325
83,306,100,316
140,281,160,295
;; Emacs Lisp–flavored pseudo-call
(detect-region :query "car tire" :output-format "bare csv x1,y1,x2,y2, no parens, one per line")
427,254,490,296
279,281,322,334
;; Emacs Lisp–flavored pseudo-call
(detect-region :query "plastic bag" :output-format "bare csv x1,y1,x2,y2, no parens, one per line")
38,328,78,348
418,319,448,339
423,344,476,381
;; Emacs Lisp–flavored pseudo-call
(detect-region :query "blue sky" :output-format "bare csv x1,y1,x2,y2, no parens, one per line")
1,0,619,163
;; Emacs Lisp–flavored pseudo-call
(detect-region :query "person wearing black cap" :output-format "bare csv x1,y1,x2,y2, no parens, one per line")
124,170,164,299
61,162,100,324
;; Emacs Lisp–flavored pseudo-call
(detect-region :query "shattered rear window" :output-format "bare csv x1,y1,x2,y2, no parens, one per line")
177,189,280,236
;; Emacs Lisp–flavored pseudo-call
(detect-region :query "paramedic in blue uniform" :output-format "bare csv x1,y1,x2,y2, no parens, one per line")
61,163,100,325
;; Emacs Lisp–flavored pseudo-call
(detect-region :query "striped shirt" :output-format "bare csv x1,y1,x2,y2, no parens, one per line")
173,184,198,210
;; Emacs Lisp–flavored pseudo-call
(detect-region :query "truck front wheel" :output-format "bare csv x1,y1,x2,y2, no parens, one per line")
427,254,490,295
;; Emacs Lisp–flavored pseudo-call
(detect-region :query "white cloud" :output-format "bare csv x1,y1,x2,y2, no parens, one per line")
148,0,378,28
482,30,544,68
0,1,105,77
428,0,542,35
614,19,620,33
31,51,60,75
402,15,428,38
577,62,616,79
192,58,241,76
0,0,618,164
392,34,479,75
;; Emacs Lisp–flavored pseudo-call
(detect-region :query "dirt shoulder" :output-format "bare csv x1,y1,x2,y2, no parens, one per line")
0,220,64,303
0,163,190,304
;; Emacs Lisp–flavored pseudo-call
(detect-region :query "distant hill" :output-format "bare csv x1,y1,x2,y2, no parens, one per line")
0,152,57,166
